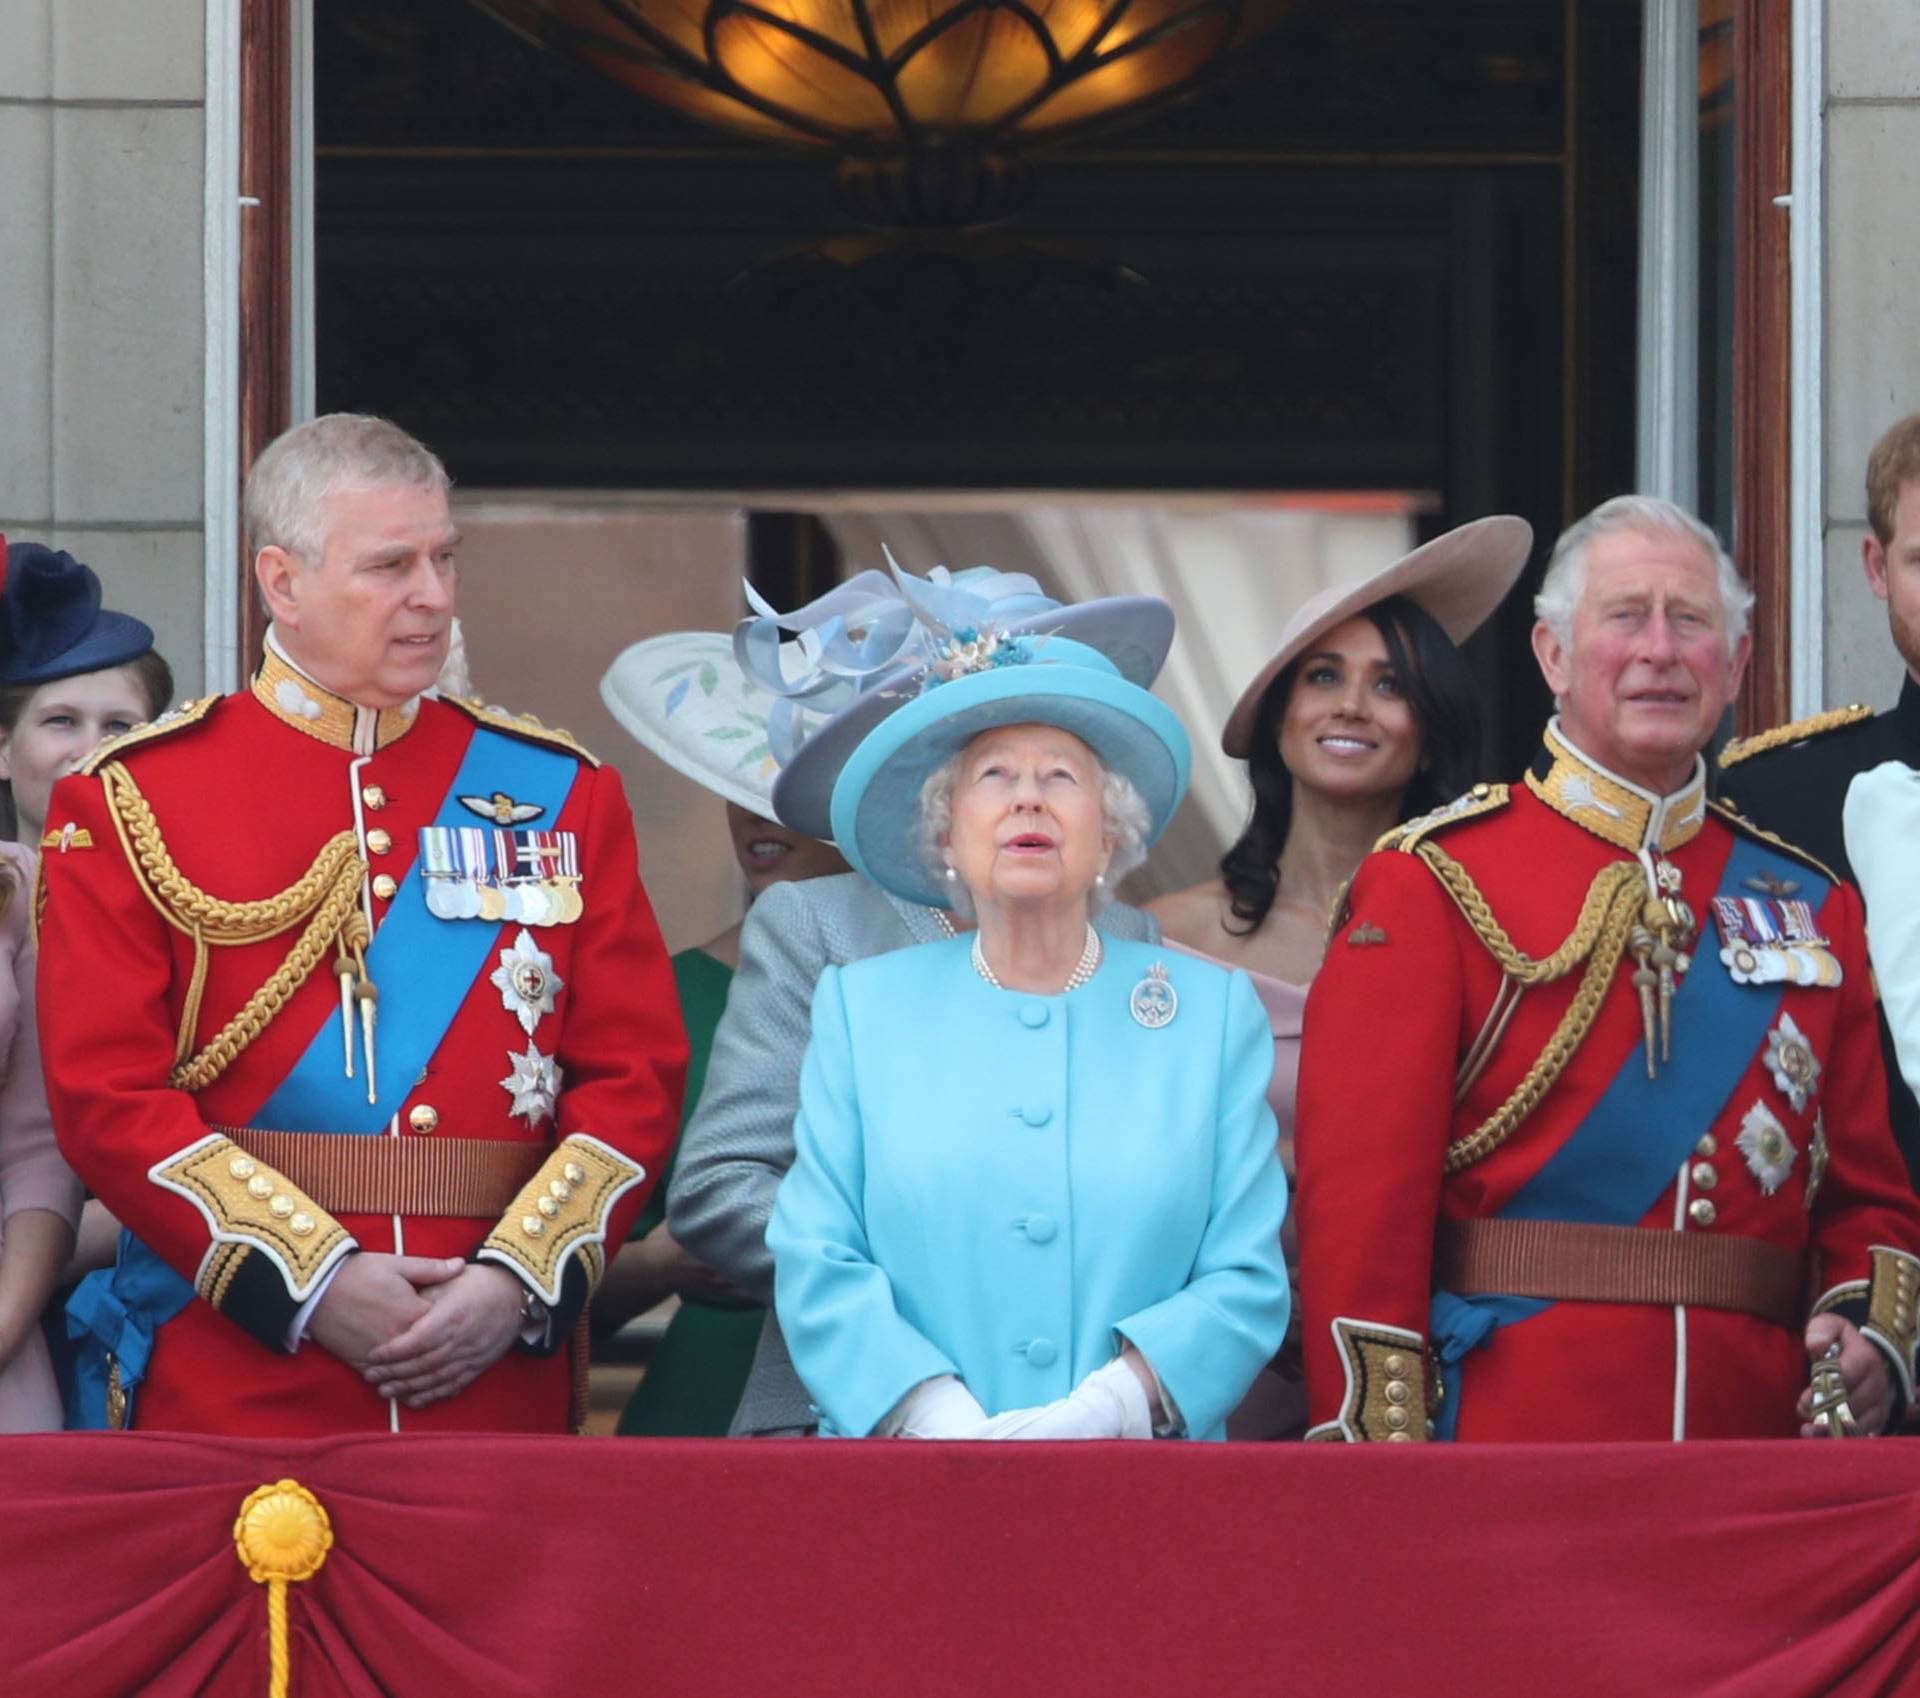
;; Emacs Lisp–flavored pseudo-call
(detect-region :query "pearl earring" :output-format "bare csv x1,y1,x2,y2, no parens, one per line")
944,864,958,882
1094,871,1107,888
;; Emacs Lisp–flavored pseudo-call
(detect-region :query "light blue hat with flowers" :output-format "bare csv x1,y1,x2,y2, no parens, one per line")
752,552,1176,844
826,632,1191,909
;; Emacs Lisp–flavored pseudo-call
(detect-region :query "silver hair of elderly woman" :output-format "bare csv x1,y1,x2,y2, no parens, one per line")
244,412,451,565
915,744,1153,919
1534,493,1755,654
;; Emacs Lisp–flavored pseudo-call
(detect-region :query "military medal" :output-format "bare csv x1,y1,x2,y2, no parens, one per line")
1735,1100,1797,1195
1806,1113,1829,1210
491,928,564,1036
501,1041,562,1126
1710,892,1841,988
418,825,582,925
1763,1011,1822,1113
1129,961,1178,1029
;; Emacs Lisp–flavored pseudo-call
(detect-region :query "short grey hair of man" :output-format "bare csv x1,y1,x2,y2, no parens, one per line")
916,747,1152,918
1534,494,1754,654
244,413,451,564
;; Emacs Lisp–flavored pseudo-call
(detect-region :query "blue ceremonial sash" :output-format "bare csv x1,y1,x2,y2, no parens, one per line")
64,1230,183,1429
1430,834,1828,1437
62,724,579,1428
253,725,578,1132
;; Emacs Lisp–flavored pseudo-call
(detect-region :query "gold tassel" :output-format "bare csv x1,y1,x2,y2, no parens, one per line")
234,1479,333,1698
1629,926,1658,1080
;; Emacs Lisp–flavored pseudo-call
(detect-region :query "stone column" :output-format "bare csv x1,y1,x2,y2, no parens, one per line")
0,0,210,689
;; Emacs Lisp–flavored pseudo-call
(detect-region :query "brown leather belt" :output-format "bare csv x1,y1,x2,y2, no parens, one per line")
1434,1218,1805,1329
220,1127,544,1218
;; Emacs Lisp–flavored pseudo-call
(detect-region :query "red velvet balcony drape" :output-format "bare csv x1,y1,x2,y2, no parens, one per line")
4,1434,1919,1698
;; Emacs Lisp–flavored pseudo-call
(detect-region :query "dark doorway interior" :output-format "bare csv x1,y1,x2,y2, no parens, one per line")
314,0,1642,778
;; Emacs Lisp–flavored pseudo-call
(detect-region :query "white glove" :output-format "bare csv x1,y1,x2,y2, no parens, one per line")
975,1356,1155,1441
882,1374,990,1438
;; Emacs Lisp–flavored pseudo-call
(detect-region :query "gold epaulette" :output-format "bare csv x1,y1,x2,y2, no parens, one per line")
75,695,221,777
443,696,601,769
1719,703,1872,769
1375,782,1509,854
1705,800,1842,884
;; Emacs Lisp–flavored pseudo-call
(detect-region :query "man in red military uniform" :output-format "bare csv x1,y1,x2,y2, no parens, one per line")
1297,496,1920,1441
39,414,685,1435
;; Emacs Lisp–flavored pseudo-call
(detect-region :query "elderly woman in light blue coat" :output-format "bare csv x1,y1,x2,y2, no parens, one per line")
767,617,1290,1441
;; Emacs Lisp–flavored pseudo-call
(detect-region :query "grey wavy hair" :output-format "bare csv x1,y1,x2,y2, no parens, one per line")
1534,494,1753,655
917,747,1152,918
244,412,451,564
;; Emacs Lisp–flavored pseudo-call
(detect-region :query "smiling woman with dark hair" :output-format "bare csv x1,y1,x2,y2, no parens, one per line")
1150,517,1532,1437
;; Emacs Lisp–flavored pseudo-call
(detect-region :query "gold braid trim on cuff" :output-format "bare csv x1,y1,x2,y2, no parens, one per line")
1810,1279,1868,1317
1329,1318,1430,1442
97,761,370,1092
1411,844,1647,1173
1865,1247,1920,1403
477,1135,645,1308
155,1134,353,1301
203,1241,250,1309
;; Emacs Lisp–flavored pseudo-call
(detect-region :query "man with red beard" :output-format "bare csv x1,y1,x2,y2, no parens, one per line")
39,414,684,1434
1297,496,1920,1442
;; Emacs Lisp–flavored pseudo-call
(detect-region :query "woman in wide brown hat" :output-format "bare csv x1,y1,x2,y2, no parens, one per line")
1149,515,1532,1438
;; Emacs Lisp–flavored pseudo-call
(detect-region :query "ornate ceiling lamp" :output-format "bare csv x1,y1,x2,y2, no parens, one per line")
469,0,1246,224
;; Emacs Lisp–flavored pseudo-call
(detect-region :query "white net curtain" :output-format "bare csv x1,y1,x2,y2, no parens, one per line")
813,498,1417,899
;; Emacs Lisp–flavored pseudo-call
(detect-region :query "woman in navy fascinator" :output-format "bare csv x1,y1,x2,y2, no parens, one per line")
0,539,172,1429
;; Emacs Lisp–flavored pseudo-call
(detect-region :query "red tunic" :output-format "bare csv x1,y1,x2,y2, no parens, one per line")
1297,730,1920,1441
37,652,685,1435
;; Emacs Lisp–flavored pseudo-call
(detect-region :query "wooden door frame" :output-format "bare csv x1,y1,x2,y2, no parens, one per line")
234,0,298,678
1731,0,1792,735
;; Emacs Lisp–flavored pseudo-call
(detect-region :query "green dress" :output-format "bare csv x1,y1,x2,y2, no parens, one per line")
615,947,766,1436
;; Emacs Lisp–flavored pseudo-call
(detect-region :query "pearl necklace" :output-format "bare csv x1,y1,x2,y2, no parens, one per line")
929,907,956,939
971,923,1102,993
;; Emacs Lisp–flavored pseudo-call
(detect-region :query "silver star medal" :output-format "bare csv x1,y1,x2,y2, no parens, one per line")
491,927,564,1036
501,1041,562,1126
1735,1100,1797,1195
1130,961,1178,1029
1763,1011,1821,1114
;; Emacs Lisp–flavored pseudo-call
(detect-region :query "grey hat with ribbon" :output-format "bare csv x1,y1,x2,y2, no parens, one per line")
738,553,1176,842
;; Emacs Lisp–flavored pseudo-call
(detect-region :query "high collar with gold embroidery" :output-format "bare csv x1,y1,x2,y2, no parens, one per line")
1524,719,1707,856
252,634,420,754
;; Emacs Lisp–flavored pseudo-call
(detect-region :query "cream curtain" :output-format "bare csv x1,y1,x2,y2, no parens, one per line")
816,502,1414,899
